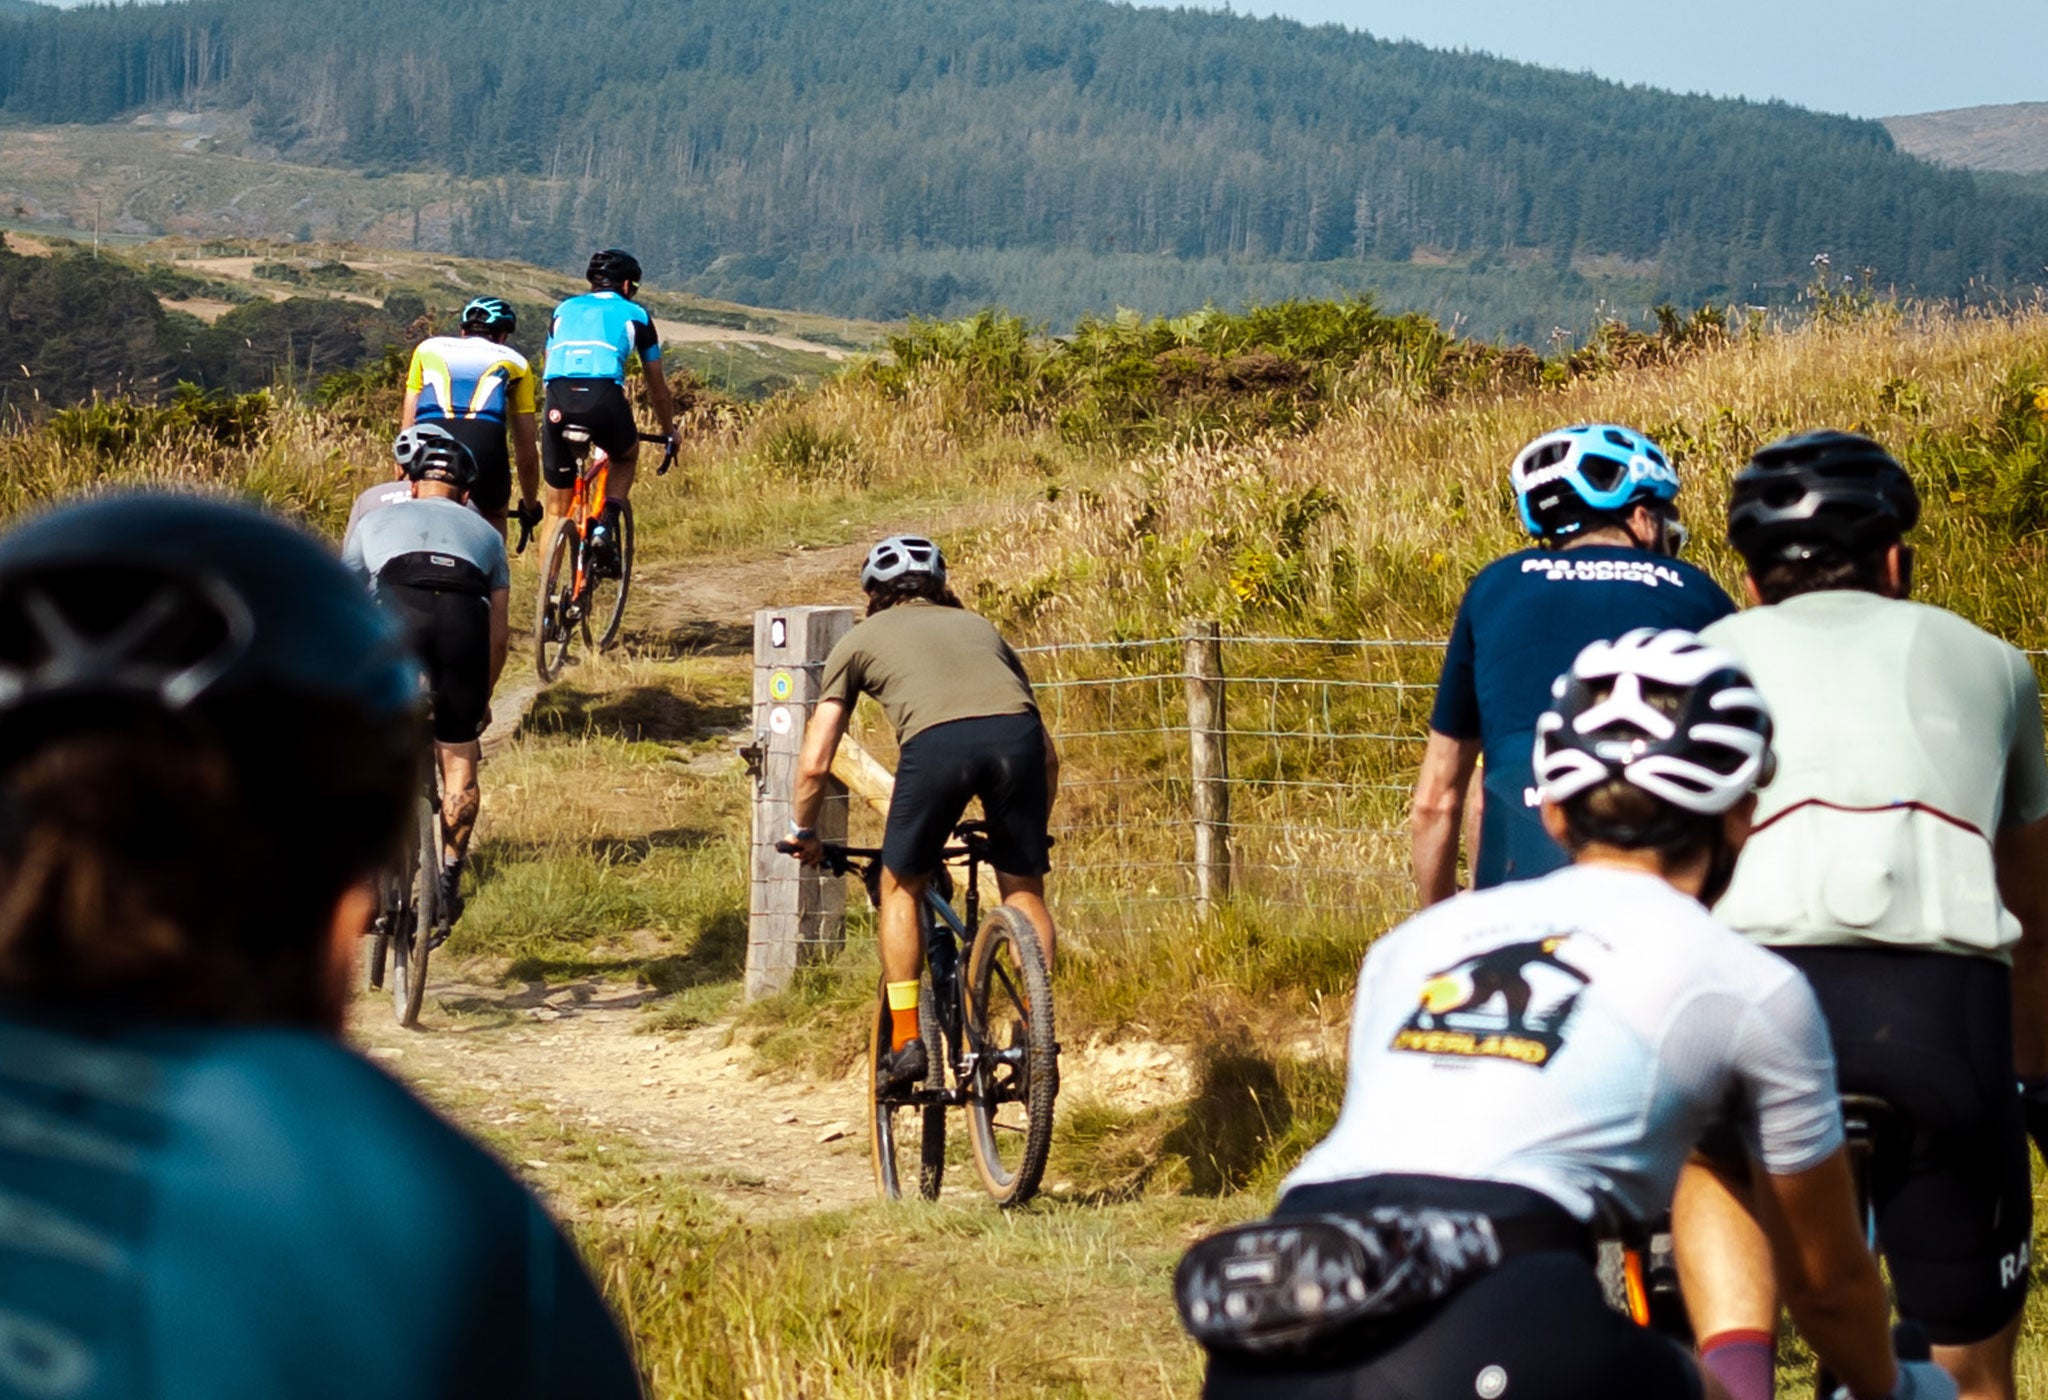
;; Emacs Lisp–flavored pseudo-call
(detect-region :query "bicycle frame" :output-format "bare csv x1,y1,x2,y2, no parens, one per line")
558,434,611,600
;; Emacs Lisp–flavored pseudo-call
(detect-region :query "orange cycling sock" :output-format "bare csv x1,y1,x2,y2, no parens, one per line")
886,980,921,1050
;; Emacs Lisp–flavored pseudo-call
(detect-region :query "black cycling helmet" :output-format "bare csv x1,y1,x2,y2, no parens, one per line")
460,296,517,335
392,423,478,493
1726,430,1919,567
586,248,642,289
0,493,423,889
1535,629,1775,846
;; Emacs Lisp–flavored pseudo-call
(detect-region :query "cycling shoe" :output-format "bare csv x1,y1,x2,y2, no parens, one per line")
875,1037,929,1095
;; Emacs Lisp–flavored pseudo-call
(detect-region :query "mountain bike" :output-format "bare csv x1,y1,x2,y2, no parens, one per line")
781,821,1060,1206
366,765,445,1029
533,428,675,682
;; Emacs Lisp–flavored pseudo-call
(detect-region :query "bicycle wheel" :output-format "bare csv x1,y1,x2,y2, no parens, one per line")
390,788,439,1028
964,906,1056,1206
534,519,579,682
868,973,946,1201
587,501,633,653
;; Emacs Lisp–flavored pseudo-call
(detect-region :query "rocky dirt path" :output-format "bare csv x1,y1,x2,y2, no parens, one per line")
350,979,880,1216
355,530,1198,1219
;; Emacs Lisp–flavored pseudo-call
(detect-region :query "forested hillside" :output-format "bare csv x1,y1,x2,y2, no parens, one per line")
3,0,2044,331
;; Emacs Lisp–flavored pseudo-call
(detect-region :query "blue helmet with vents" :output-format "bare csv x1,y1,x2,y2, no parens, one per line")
1511,424,1680,539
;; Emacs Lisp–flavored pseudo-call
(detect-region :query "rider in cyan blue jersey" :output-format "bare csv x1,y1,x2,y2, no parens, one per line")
0,494,639,1400
1409,424,1735,903
539,248,679,575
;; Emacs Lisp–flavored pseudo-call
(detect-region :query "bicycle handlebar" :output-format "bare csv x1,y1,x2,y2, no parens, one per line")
637,430,679,476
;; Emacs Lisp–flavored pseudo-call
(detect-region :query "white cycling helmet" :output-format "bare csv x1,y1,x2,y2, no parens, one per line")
861,535,946,592
1534,628,1774,820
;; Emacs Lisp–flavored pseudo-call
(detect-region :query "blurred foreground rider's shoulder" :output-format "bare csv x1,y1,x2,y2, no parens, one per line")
0,493,639,1400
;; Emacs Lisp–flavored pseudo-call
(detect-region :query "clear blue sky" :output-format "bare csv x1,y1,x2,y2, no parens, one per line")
1200,0,2047,118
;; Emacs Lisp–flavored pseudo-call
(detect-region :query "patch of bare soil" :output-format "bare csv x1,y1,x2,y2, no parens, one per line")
350,982,879,1216
622,541,870,657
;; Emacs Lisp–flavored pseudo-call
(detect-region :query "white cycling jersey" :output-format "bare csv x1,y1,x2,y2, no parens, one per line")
1284,864,1842,1228
1703,591,2048,959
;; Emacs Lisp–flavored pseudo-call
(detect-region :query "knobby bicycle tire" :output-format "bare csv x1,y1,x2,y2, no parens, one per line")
588,501,633,653
869,973,946,1201
534,520,578,682
392,786,439,1028
964,906,1056,1206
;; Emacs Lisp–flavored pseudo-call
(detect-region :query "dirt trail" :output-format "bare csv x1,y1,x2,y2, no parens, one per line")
351,980,879,1215
360,535,1197,1218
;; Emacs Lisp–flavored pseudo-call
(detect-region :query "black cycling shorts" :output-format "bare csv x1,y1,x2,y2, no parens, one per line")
432,416,512,518
1204,1177,1700,1400
1776,946,2032,1346
882,711,1052,880
541,378,637,490
379,582,492,745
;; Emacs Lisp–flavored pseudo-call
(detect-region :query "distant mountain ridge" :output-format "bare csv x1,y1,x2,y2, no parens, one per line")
1884,103,2048,175
3,0,2047,334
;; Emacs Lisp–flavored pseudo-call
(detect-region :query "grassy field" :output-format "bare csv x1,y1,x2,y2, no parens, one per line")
13,292,2048,1393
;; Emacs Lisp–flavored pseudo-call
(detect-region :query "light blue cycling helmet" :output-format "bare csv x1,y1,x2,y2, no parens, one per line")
1510,424,1679,539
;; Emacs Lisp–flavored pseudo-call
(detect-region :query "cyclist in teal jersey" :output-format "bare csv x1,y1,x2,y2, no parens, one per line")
0,494,639,1399
540,248,679,575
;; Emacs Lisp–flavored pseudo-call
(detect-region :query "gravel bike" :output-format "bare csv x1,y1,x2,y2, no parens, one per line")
782,821,1060,1206
533,427,674,681
366,764,445,1029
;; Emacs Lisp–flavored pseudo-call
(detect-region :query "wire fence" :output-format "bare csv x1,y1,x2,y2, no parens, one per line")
1015,631,1444,927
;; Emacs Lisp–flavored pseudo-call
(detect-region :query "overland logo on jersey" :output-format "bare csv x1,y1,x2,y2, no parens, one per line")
1390,935,1589,1068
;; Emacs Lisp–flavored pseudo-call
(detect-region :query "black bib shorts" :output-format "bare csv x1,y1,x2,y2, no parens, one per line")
1777,945,2033,1346
375,553,494,746
881,711,1052,880
541,378,637,490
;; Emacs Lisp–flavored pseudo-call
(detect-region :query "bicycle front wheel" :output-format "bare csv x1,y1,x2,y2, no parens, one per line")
964,906,1057,1206
391,788,439,1028
534,519,578,682
869,974,946,1201
588,501,633,653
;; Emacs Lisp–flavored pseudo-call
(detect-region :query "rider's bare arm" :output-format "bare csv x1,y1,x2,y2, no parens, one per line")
1410,729,1479,906
398,388,419,432
510,410,541,507
486,588,510,690
1748,1148,1898,1400
1995,814,2048,1077
792,699,852,849
642,360,679,439
1043,722,1061,818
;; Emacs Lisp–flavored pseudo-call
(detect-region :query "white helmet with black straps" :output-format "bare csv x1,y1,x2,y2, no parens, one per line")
1535,628,1775,821
860,535,946,592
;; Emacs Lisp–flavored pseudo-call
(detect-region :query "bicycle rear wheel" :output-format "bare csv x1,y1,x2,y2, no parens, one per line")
534,520,578,682
587,502,633,653
390,788,439,1028
868,974,946,1201
964,906,1056,1206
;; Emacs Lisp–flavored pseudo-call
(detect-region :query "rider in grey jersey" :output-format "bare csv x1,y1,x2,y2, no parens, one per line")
342,425,511,926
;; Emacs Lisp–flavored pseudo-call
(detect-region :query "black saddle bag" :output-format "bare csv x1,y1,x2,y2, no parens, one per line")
1173,1207,1504,1361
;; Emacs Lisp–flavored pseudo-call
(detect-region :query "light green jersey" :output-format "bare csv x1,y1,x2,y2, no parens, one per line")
1704,591,2048,959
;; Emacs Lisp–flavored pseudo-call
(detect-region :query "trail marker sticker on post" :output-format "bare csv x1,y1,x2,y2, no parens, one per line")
748,605,857,1000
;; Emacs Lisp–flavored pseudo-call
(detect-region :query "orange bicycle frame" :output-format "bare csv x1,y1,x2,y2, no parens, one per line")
568,445,611,596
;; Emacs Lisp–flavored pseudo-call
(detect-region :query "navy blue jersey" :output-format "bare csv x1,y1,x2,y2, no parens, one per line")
1429,546,1737,888
0,1011,639,1400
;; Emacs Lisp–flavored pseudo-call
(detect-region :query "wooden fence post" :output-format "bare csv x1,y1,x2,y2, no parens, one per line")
1184,619,1230,915
746,605,856,1000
